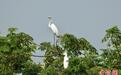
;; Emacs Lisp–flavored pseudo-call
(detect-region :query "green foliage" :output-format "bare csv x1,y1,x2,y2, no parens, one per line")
66,56,88,75
40,65,58,75
60,34,97,56
87,66,101,75
0,64,13,75
60,34,79,52
0,27,37,74
0,26,121,75
101,26,121,69
78,37,97,54
102,26,121,47
22,61,42,75
39,33,98,75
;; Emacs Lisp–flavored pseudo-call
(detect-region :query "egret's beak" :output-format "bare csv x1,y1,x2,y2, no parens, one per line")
48,16,52,20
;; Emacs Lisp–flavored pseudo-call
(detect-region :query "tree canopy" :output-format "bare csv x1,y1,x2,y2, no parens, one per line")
0,26,121,75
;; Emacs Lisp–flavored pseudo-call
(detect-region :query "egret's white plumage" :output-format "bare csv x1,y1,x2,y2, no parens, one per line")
63,51,69,69
16,73,22,75
48,17,59,37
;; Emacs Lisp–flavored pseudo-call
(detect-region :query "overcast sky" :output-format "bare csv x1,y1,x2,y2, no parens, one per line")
0,0,121,63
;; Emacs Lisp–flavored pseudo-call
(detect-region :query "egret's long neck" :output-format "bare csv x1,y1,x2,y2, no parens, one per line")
48,19,53,27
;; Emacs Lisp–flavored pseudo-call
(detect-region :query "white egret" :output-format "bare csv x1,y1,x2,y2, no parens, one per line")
16,73,22,75
63,51,69,69
48,17,59,46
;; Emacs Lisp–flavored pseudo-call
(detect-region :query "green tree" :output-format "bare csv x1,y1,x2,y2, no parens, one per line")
0,27,37,74
102,26,121,47
22,61,42,75
39,42,63,75
101,26,121,69
39,33,97,75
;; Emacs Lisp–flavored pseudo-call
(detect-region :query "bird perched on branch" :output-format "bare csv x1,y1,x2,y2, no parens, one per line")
48,17,60,46
63,51,69,69
48,17,59,37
